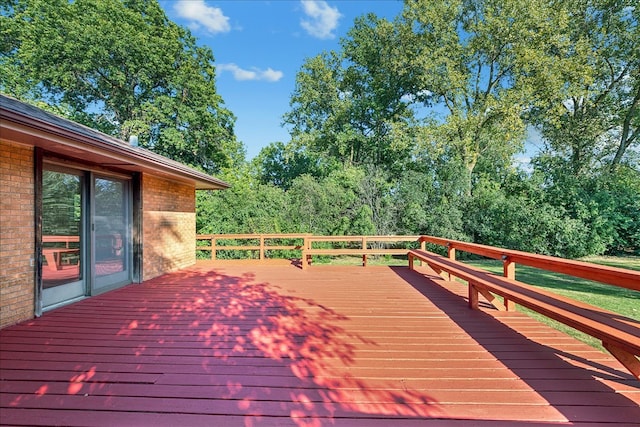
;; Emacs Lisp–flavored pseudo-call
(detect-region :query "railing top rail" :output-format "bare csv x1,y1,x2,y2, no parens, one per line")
419,235,640,292
308,235,419,242
197,234,420,242
198,233,311,239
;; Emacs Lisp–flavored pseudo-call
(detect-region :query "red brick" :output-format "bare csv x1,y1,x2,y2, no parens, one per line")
141,175,196,281
0,140,35,328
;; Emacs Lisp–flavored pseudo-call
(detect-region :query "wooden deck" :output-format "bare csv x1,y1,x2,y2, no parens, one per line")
1,262,639,426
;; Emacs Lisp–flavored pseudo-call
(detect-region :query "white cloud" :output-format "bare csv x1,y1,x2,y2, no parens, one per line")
300,0,341,39
217,64,284,82
260,68,285,82
174,0,230,34
401,90,433,103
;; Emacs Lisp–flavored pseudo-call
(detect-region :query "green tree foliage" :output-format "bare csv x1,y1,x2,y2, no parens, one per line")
464,174,594,257
1,0,241,172
4,0,637,257
528,0,639,175
398,0,559,194
287,167,376,235
272,0,639,256
197,165,288,235
393,160,467,240
283,0,557,195
284,18,421,176
533,153,640,255
253,141,330,190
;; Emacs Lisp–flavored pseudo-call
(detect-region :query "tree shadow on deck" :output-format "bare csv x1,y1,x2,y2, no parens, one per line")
391,266,640,425
134,266,448,423
1,265,444,426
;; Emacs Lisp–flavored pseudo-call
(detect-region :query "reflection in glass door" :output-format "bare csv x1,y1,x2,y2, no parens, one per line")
93,176,130,291
42,169,85,308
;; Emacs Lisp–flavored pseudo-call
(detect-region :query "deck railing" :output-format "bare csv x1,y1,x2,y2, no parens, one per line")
302,235,421,268
419,235,640,292
415,235,640,379
195,233,639,291
196,234,311,260
196,234,421,264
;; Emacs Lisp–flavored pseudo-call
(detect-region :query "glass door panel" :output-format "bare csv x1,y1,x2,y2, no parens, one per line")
93,176,130,290
42,169,85,308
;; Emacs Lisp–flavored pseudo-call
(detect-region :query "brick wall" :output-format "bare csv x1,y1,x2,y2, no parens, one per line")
142,175,196,281
0,140,35,328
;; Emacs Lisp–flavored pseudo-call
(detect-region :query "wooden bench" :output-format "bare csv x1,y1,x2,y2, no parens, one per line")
408,248,640,380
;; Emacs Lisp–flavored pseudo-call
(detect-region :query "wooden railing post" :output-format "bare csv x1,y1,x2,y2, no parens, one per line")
362,236,367,267
503,255,515,279
259,235,265,261
446,243,456,281
447,244,456,260
302,236,309,269
211,235,216,261
468,282,479,309
502,255,515,311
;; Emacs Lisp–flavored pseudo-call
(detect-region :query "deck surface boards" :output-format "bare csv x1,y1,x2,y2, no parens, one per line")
1,262,639,426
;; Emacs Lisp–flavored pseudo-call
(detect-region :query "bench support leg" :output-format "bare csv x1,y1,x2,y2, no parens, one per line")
468,284,479,309
504,298,515,311
468,285,507,311
603,342,640,380
447,246,457,281
480,289,506,311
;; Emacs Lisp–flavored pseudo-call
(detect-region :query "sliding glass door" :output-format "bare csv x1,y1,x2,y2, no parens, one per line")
41,165,132,310
92,176,131,291
42,168,85,308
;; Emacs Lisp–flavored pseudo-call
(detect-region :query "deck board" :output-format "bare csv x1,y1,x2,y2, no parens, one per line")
1,262,639,426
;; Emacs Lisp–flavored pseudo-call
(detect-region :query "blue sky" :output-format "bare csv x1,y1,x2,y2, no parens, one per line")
159,0,404,159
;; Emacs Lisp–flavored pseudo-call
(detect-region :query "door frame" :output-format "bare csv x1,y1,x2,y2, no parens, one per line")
36,151,137,314
39,162,88,311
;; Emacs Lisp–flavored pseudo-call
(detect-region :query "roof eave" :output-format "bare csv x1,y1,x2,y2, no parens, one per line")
0,95,230,190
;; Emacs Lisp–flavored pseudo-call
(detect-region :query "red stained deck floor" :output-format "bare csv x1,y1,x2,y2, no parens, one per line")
1,262,639,426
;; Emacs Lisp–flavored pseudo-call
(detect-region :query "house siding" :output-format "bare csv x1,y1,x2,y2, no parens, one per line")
142,175,196,281
0,140,35,328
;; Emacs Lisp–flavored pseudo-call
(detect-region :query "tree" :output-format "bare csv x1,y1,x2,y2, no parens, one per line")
284,51,362,166
197,165,288,235
284,0,563,195
520,0,640,255
1,0,241,172
392,156,468,240
253,141,330,190
527,0,639,175
283,16,420,176
395,0,564,195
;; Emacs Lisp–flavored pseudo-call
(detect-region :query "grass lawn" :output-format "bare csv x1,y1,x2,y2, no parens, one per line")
314,254,640,352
